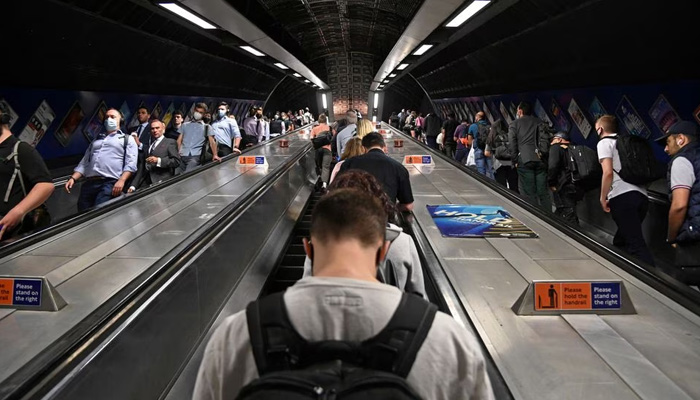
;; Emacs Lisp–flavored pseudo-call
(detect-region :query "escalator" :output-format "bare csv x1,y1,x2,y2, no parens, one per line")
262,190,322,295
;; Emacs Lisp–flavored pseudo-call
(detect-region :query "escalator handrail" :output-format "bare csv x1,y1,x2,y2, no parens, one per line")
383,123,700,316
0,141,314,400
0,125,313,259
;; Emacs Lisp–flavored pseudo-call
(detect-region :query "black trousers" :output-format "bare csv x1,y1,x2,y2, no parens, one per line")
552,184,579,225
609,191,654,265
494,165,519,193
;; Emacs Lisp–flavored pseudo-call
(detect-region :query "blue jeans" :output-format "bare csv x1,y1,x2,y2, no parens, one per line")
474,148,494,179
78,178,117,212
454,147,469,164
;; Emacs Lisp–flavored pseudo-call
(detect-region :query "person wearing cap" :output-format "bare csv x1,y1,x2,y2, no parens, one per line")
547,131,581,224
656,120,700,284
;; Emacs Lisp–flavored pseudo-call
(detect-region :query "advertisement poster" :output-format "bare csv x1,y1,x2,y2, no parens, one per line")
550,98,571,132
695,104,700,127
83,101,108,141
588,97,607,123
128,101,146,128
426,204,538,238
19,100,56,147
615,95,650,138
482,102,494,124
119,101,132,128
500,101,513,124
54,101,85,147
509,102,518,119
185,102,196,122
534,99,554,127
568,98,592,139
161,102,176,128
648,94,680,134
0,99,19,130
150,101,163,121
466,102,477,116
489,101,501,122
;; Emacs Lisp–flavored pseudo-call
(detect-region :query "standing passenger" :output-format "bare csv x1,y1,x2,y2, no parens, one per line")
66,108,138,211
128,120,181,192
177,102,209,173
547,132,580,224
469,111,493,178
241,107,263,148
311,114,333,191
209,102,242,161
423,111,442,150
656,120,700,282
441,112,459,159
164,111,183,140
509,101,552,212
596,114,654,265
488,119,518,192
335,110,358,158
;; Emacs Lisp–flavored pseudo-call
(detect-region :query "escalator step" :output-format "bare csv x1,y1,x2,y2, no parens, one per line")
275,266,305,281
287,244,306,255
281,254,306,266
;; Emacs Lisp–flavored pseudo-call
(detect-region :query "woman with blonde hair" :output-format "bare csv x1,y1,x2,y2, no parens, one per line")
356,118,375,138
329,136,364,183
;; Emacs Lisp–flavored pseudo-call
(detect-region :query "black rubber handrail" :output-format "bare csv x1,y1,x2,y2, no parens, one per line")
0,125,312,259
384,124,700,315
0,142,313,400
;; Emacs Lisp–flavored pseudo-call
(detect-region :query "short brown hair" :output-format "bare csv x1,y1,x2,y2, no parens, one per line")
311,188,387,248
330,170,397,223
596,114,618,134
318,114,327,124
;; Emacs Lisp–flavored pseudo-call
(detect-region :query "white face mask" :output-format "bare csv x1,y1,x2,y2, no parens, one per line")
104,116,118,131
193,112,203,121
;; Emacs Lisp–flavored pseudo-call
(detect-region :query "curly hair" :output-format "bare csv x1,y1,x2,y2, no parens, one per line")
329,169,398,223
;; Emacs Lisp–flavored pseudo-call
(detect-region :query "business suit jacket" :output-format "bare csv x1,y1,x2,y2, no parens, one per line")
128,123,153,151
132,137,181,189
508,115,542,165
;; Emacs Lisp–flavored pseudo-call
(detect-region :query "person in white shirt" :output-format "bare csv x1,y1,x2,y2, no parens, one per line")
596,114,654,265
193,189,494,400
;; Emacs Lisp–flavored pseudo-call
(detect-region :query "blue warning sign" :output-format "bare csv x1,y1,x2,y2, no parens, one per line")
591,282,621,309
255,156,265,164
13,279,42,306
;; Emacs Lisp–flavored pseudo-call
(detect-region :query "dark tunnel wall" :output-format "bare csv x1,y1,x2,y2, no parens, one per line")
264,77,319,117
6,0,283,100
381,75,430,121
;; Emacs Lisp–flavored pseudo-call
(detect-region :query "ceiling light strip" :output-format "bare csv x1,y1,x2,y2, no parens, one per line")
158,3,216,29
446,0,491,28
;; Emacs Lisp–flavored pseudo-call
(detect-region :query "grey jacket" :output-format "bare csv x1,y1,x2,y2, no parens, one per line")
508,115,542,165
302,223,426,298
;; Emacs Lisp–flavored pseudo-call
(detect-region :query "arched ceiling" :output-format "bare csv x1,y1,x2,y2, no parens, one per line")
227,0,425,109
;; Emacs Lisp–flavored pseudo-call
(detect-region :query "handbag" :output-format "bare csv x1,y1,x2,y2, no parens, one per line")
466,146,476,166
311,130,332,149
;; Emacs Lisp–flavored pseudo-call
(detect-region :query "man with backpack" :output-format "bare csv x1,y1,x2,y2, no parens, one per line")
596,114,655,265
0,105,54,240
193,189,494,400
547,132,583,224
655,120,700,284
509,101,552,212
65,107,138,211
468,111,493,178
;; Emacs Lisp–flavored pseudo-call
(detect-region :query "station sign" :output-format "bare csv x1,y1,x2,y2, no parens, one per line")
238,156,267,165
403,155,432,165
512,280,635,315
0,276,66,311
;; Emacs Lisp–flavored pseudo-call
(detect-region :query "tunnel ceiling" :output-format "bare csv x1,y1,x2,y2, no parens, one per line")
229,0,424,112
407,0,698,99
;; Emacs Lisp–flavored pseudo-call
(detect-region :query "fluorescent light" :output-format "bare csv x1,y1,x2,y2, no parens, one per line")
274,63,288,69
304,79,310,83
374,93,379,109
389,74,397,78
240,45,265,56
158,3,216,29
293,73,302,77
446,0,490,28
322,93,328,109
372,116,377,123
413,44,434,56
396,63,409,70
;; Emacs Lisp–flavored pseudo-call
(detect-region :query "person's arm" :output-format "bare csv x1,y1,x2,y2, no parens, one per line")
66,148,89,193
508,122,518,166
599,157,613,212
0,182,54,240
397,202,414,212
115,136,138,197
159,140,182,169
208,136,221,162
668,188,690,243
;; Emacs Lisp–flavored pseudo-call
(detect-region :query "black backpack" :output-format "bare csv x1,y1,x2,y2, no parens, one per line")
536,123,555,160
475,123,490,151
566,144,602,191
239,292,437,400
604,134,664,185
311,130,332,149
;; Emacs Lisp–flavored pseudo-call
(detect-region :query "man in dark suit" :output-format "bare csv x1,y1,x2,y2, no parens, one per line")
509,101,552,212
128,119,181,193
128,106,152,153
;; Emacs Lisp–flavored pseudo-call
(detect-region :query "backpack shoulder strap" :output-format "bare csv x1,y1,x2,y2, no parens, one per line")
246,292,308,375
122,133,129,171
4,141,27,202
362,293,438,378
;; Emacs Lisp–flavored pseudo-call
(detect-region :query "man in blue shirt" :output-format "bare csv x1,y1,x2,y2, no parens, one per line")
242,107,263,148
65,108,138,211
468,111,493,178
209,102,242,162
177,103,209,173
